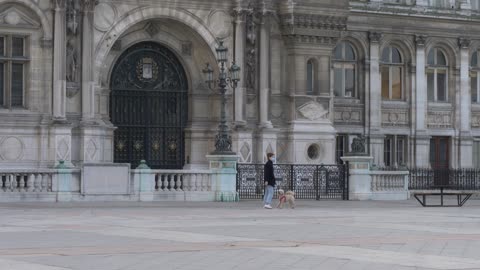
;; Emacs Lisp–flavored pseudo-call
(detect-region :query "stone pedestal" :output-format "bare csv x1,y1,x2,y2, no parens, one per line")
53,160,74,201
341,155,374,200
288,121,336,164
50,124,74,167
134,160,155,201
206,155,239,202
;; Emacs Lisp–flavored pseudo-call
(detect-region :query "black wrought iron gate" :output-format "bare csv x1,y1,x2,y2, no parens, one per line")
236,164,348,200
110,42,188,169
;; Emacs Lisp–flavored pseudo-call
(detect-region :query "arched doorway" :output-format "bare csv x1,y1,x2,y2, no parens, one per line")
110,42,188,169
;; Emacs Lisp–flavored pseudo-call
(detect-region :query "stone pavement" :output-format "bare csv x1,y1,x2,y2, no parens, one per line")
2,199,480,270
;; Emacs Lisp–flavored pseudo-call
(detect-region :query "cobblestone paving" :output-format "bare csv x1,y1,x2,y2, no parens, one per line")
2,200,480,270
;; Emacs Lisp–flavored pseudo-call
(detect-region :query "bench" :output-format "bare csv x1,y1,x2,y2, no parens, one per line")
413,185,475,207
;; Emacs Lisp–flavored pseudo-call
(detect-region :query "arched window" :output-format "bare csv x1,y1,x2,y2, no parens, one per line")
306,59,316,94
471,51,480,103
381,46,403,100
427,48,448,102
333,42,356,98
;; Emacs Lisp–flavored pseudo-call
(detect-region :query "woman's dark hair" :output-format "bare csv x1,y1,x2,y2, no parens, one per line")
266,153,275,159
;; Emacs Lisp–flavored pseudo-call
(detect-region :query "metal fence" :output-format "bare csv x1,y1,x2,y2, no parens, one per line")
236,164,348,200
409,168,480,190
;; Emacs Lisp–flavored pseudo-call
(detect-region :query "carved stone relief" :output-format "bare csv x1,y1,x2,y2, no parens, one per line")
0,137,24,161
0,7,40,27
66,0,81,98
471,112,480,128
427,110,453,128
94,2,116,32
245,9,257,99
334,106,363,124
239,142,252,163
297,101,329,121
382,107,409,127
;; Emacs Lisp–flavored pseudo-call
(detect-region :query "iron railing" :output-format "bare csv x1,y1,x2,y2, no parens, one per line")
409,168,480,190
236,164,348,200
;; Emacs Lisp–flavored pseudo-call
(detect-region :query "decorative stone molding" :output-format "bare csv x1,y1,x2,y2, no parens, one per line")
458,37,471,49
297,101,329,121
472,112,480,128
369,32,382,43
239,142,252,163
284,35,338,46
0,7,41,28
334,106,363,124
415,35,427,47
144,22,159,37
93,2,117,32
0,137,24,161
382,106,409,127
280,14,347,33
427,110,453,128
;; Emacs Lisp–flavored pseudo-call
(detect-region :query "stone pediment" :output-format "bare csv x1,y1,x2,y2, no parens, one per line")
0,6,40,28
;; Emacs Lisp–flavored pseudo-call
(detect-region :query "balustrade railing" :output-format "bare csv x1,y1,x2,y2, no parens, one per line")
152,170,212,192
371,171,409,192
409,168,480,190
0,171,54,193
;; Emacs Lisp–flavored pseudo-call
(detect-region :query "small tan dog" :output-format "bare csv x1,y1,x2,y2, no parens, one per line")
276,189,295,209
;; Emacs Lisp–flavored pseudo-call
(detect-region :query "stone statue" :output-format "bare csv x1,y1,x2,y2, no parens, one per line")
351,135,366,154
66,0,80,83
66,38,78,82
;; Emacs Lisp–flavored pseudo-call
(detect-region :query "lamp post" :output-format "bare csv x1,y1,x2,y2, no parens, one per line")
203,41,241,155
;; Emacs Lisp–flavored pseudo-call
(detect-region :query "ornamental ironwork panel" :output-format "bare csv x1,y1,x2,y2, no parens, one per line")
110,42,188,169
236,164,348,200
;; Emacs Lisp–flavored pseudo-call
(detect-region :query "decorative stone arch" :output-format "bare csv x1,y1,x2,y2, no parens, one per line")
94,6,219,82
0,0,52,40
468,40,480,65
337,32,369,61
380,36,415,64
425,38,459,68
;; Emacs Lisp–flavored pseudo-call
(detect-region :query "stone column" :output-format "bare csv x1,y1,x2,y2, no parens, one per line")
53,0,67,121
459,38,473,168
233,9,247,127
258,13,273,128
414,35,430,167
81,0,96,122
369,32,383,165
319,55,330,95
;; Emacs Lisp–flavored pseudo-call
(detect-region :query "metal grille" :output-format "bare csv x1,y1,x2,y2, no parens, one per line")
409,168,480,190
236,164,348,200
110,42,188,169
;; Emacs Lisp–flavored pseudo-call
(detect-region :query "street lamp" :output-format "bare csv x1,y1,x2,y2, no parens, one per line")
203,41,241,155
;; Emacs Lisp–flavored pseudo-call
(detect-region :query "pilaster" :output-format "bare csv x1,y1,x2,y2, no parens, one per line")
369,32,382,132
53,0,67,121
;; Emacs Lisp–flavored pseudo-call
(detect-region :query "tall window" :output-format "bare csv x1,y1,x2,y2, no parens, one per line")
306,59,316,94
381,46,403,100
427,48,448,102
474,139,480,168
336,134,348,164
384,135,407,167
333,42,356,98
471,50,480,103
0,35,27,108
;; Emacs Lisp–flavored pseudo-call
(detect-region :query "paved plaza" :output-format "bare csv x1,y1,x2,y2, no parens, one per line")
2,200,480,270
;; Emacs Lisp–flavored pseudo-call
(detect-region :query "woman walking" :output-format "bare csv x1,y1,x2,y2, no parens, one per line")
263,153,276,209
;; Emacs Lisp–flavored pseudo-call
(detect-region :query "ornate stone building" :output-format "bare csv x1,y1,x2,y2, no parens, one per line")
0,0,479,171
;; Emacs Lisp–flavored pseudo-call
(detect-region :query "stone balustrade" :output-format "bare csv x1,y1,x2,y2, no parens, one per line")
0,171,54,193
370,170,410,200
153,170,212,192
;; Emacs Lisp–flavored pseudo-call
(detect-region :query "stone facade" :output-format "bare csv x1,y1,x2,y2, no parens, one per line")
0,0,479,171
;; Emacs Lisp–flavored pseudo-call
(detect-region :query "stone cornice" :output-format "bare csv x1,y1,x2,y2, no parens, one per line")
280,13,346,41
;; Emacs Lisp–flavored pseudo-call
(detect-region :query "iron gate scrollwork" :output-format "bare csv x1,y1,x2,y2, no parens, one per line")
110,42,188,169
236,164,348,200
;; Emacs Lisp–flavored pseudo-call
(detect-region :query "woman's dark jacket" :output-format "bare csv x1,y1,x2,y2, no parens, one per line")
264,160,276,187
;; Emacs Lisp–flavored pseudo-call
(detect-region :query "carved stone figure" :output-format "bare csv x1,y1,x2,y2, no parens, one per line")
66,0,80,84
351,135,366,154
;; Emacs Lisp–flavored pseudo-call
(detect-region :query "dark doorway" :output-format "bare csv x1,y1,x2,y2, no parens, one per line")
110,42,188,169
429,137,450,169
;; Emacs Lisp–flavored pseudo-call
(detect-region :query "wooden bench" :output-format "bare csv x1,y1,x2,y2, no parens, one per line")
413,186,475,207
